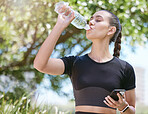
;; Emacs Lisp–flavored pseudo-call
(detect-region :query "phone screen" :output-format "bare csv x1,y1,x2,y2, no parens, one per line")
109,89,125,101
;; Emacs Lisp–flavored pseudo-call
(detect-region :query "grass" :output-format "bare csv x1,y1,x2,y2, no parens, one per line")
0,92,74,114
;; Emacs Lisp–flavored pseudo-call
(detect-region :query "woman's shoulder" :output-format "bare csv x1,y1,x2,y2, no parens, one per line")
114,57,134,71
63,53,88,59
60,54,87,62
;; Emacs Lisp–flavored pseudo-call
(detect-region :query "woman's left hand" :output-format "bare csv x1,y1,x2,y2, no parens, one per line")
103,93,128,111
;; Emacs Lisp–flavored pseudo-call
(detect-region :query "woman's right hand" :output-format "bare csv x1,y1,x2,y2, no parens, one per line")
56,6,75,29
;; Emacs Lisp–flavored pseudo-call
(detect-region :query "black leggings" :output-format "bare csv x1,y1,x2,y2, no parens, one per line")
75,112,104,114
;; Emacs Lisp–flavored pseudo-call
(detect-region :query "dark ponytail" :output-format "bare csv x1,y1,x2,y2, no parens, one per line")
113,30,122,58
101,10,122,58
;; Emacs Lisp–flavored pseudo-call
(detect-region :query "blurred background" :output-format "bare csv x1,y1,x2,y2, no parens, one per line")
0,0,147,113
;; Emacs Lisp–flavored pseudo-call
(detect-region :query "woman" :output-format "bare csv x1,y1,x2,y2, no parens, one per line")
34,7,136,114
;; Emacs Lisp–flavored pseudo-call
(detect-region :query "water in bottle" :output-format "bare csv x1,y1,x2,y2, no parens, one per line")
54,1,90,30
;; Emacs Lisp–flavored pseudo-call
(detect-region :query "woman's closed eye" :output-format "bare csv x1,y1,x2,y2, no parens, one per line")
89,17,102,22
95,19,101,22
89,19,101,23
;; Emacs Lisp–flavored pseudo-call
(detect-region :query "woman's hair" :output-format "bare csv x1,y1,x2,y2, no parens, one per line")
101,10,122,58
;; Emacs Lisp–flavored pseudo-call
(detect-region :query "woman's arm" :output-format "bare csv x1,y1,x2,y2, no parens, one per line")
34,10,75,75
33,23,65,75
104,88,136,114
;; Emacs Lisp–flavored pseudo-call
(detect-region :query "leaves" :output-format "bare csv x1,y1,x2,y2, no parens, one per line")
0,0,147,99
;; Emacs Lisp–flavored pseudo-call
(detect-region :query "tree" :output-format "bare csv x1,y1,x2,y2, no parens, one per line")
0,0,147,100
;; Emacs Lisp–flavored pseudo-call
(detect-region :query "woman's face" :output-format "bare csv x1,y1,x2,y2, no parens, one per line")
86,11,111,41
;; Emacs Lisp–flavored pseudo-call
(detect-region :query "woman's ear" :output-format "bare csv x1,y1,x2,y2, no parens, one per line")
107,26,116,36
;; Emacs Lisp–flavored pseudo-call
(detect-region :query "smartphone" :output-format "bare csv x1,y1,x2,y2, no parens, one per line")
109,89,126,101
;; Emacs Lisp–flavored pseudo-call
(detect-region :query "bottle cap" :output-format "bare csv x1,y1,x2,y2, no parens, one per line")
84,24,90,30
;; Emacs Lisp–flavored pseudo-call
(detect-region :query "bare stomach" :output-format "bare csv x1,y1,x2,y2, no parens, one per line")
75,105,116,114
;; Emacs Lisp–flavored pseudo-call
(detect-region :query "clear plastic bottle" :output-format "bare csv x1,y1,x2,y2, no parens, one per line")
54,1,90,30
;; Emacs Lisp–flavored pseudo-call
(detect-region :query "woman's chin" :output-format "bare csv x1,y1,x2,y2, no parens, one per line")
86,34,94,40
86,36,94,41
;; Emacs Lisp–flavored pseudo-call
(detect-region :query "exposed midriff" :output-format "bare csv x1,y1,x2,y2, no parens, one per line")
75,105,116,114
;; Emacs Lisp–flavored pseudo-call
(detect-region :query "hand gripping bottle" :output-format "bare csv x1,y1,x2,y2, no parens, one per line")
54,1,90,30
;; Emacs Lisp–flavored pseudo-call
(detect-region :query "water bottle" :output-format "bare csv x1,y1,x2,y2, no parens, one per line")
54,1,90,30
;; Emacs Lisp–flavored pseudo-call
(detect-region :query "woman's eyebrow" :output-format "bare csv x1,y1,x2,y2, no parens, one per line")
90,15,104,19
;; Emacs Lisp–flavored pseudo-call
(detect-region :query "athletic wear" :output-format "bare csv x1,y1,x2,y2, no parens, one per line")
60,54,136,109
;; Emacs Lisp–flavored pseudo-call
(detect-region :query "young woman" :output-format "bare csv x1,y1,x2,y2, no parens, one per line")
34,7,136,114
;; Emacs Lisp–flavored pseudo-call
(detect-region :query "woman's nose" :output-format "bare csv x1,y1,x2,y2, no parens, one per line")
89,20,95,26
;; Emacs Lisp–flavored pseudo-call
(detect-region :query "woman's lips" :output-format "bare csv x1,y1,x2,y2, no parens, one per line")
86,27,94,31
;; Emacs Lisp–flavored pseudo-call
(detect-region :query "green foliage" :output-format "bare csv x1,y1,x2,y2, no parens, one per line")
0,92,74,114
0,0,147,100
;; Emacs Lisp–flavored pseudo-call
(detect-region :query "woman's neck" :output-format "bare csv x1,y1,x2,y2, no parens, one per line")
88,40,113,63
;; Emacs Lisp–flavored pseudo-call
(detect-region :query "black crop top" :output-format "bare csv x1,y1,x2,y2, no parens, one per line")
60,54,136,109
